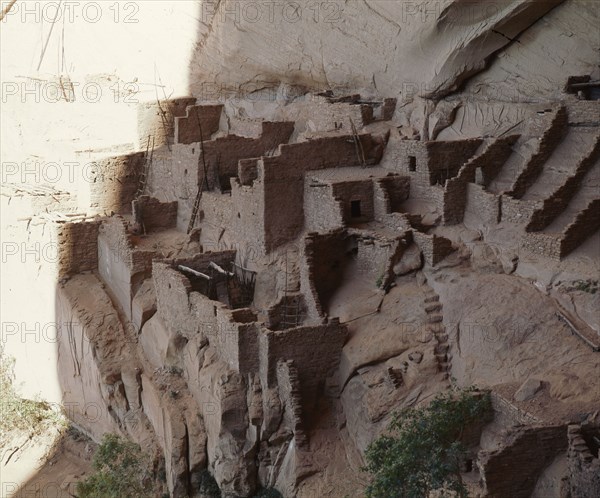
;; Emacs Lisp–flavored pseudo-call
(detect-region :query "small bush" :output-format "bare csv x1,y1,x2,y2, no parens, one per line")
0,344,65,444
253,488,283,498
364,387,492,498
76,434,158,497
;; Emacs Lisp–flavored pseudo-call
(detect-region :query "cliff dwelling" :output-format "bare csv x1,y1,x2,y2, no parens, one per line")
1,1,599,497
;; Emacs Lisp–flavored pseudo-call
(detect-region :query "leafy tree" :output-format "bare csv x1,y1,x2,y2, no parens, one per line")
198,469,221,498
364,388,492,498
77,434,158,497
253,488,283,498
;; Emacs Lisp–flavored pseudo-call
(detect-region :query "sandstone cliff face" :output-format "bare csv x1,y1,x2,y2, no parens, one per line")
189,0,596,101
2,1,600,497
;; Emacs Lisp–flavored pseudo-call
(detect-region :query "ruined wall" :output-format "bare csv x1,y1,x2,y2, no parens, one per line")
231,177,267,254
527,136,600,231
97,217,155,319
412,232,454,266
376,176,410,214
86,152,146,215
479,425,567,498
202,121,295,189
259,319,347,406
560,198,600,257
331,180,374,224
508,107,569,199
261,134,383,251
276,360,307,447
304,181,344,233
566,100,600,127
134,196,178,231
174,104,223,145
137,98,197,149
301,230,351,319
56,219,101,278
501,196,539,225
355,233,408,287
522,232,563,261
443,136,518,225
567,424,600,498
465,184,501,226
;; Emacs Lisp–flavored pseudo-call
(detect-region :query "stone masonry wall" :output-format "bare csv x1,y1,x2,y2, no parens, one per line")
413,232,454,266
479,425,567,498
260,134,383,252
304,181,344,233
202,121,295,189
259,319,347,407
567,100,600,127
57,219,101,278
134,195,178,231
465,184,501,226
174,104,223,144
508,106,568,199
443,136,518,225
88,152,145,214
301,230,350,321
567,424,600,498
331,180,375,224
527,134,600,231
560,198,600,257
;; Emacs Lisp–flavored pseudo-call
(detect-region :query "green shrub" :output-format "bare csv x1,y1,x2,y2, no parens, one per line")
364,387,492,498
253,488,283,498
198,469,221,497
77,434,157,497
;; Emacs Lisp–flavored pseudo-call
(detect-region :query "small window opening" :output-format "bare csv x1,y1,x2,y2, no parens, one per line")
408,156,417,172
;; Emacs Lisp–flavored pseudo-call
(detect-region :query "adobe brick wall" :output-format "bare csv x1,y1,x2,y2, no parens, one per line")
567,424,600,498
97,217,142,318
426,139,483,186
479,424,567,498
174,104,223,144
153,262,200,339
56,219,101,278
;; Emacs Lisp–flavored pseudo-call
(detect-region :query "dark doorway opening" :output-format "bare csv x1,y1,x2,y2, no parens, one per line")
350,200,362,218
408,156,417,172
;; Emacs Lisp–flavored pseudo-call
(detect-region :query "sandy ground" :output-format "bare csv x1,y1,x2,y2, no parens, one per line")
0,427,94,498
